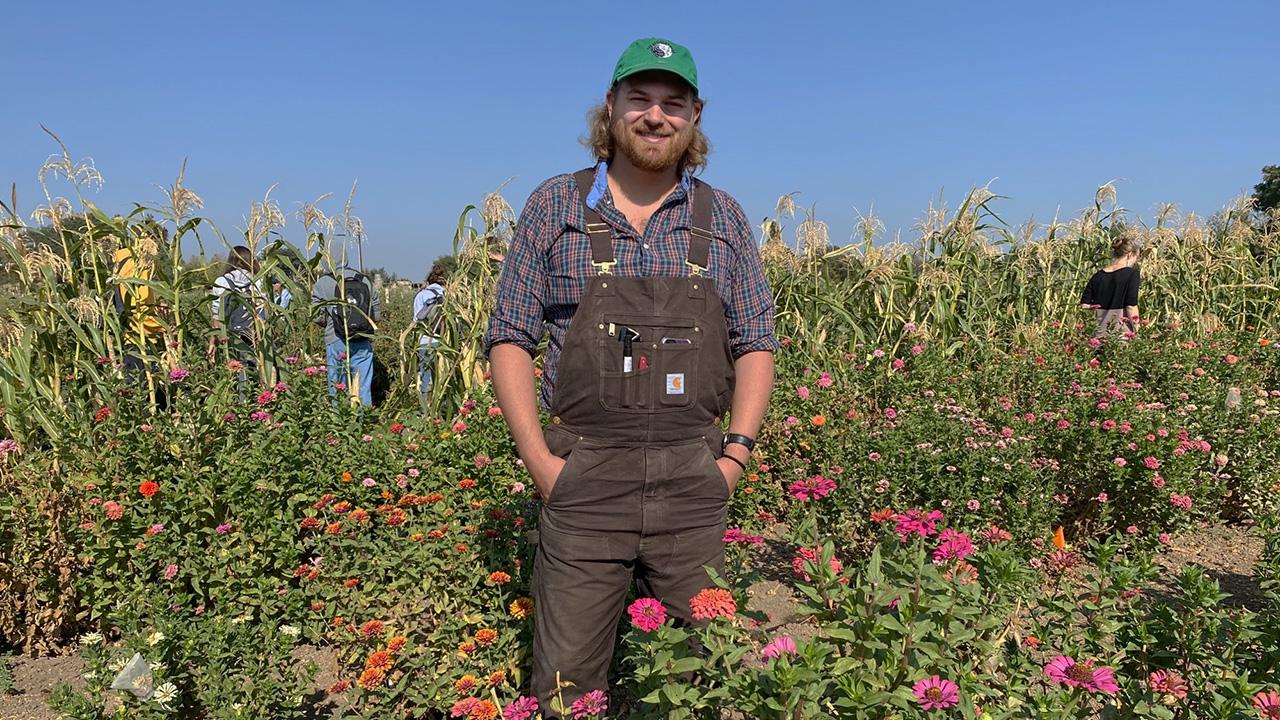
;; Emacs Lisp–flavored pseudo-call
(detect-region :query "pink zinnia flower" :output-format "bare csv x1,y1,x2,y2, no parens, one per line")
256,390,276,405
503,696,539,720
1113,457,1127,467
892,509,944,540
1144,456,1161,470
1159,533,1172,545
570,689,608,718
872,348,885,358
168,368,189,382
966,499,980,511
796,386,810,400
216,523,232,534
932,528,975,563
761,635,797,660
791,546,843,581
981,525,1013,543
162,563,179,581
868,452,881,461
1043,656,1119,694
1147,670,1188,699
912,675,960,710
1254,690,1280,719
884,407,898,419
788,475,837,502
817,372,833,388
627,598,666,632
723,528,764,546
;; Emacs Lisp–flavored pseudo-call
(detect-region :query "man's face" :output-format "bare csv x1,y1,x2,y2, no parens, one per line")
607,72,701,173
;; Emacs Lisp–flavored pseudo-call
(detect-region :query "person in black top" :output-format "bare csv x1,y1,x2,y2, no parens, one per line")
1081,231,1141,337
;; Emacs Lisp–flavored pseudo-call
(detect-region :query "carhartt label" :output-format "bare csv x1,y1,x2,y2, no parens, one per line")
666,373,685,394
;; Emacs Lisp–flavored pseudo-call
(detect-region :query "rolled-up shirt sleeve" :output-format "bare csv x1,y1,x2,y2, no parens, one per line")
483,187,551,358
718,191,778,357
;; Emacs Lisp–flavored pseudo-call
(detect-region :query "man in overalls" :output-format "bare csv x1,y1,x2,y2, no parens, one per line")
484,37,776,714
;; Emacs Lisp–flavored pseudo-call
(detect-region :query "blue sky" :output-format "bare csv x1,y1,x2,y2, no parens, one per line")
3,1,1277,275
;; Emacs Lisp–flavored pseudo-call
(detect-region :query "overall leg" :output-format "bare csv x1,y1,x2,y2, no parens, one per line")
532,436,643,718
635,440,729,626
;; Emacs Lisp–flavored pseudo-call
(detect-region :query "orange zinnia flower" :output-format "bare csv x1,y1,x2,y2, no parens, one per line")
487,571,512,585
300,517,321,530
365,650,393,673
486,670,506,687
360,620,386,639
325,522,343,535
457,641,477,656
409,532,425,542
470,700,499,720
387,635,408,653
341,471,353,483
810,414,826,427
357,667,385,691
689,588,737,621
138,481,159,498
459,478,478,489
454,674,479,694
1260,337,1271,347
474,628,498,646
509,597,534,619
327,680,350,694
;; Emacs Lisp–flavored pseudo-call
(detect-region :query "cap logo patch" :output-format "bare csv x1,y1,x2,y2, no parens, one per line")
649,42,673,59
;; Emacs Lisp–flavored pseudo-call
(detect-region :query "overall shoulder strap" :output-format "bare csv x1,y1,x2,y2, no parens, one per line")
686,178,715,274
573,168,616,274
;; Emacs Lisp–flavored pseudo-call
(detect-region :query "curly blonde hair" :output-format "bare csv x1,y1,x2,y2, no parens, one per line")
581,101,711,175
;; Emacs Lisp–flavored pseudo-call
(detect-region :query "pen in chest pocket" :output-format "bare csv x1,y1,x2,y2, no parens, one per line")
618,326,641,372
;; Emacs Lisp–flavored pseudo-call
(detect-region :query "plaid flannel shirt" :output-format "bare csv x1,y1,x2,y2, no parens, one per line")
484,163,777,409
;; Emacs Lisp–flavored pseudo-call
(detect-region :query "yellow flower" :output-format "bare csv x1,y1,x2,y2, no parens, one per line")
509,597,534,619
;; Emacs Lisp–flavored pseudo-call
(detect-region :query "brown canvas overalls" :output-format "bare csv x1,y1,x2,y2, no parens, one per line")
531,170,735,714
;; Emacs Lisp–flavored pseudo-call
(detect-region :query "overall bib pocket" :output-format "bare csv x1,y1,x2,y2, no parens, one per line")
597,315,698,413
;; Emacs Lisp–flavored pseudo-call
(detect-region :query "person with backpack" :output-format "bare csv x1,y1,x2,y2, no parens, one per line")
208,246,262,388
413,262,447,405
483,38,776,714
312,262,380,406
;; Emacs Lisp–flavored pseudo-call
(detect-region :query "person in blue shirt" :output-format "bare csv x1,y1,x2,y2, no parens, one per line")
413,262,447,405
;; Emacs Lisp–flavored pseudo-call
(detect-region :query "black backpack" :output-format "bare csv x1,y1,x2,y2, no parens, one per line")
329,272,375,341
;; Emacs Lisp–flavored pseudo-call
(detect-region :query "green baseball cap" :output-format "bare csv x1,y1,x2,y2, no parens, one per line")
611,38,698,94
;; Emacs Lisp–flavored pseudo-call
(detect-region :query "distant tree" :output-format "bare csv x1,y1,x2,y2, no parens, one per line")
1254,165,1280,214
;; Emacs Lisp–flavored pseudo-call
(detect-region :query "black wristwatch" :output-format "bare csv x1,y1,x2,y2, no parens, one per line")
722,433,755,454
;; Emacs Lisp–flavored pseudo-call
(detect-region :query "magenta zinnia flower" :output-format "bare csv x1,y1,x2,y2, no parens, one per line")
932,528,975,563
1044,656,1119,694
168,367,189,382
892,509,944,540
912,675,960,710
761,635,797,660
788,475,836,502
627,598,666,632
502,696,539,720
570,689,608,718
